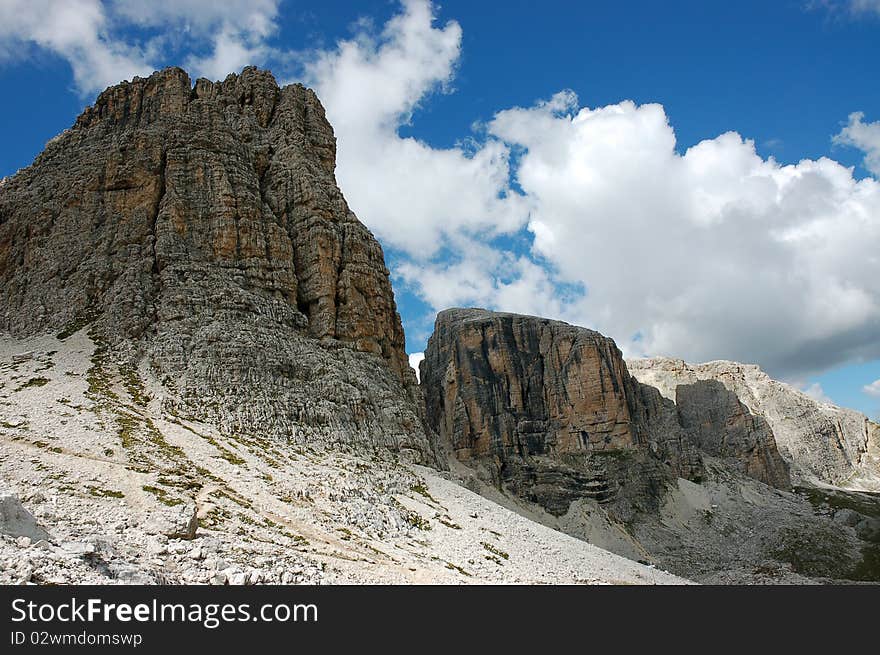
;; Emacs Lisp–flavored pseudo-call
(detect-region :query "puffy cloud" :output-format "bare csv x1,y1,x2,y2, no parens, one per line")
110,0,281,81
0,0,281,94
408,352,425,382
0,0,153,95
802,382,834,404
296,1,880,382
185,26,271,82
864,379,880,397
810,0,880,17
834,112,880,176
396,240,573,322
301,0,528,257
485,96,880,379
849,0,880,15
110,0,279,38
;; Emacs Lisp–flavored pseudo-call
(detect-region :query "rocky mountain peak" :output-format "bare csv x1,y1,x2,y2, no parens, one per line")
0,67,430,459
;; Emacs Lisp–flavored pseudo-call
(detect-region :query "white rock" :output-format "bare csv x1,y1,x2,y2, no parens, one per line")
144,503,199,540
61,541,95,556
228,572,248,585
627,357,880,488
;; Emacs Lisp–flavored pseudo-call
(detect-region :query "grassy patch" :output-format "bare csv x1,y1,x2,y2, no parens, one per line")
156,475,202,492
120,366,150,408
481,541,510,560
285,533,309,547
795,486,880,520
117,413,139,450
393,499,431,530
849,544,880,582
17,377,49,390
772,526,857,579
445,562,471,577
142,484,184,506
438,518,462,530
85,339,119,404
56,310,99,340
88,486,124,498
410,482,438,504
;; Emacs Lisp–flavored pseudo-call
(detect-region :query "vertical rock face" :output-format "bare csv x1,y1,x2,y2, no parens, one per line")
628,358,880,490
674,380,790,489
422,309,796,517
0,67,431,460
421,308,640,460
421,309,707,514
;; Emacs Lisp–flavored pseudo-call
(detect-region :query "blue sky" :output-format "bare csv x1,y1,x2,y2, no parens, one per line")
0,0,879,418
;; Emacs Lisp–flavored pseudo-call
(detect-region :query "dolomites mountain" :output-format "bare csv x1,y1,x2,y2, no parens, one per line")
0,67,430,461
420,308,790,507
628,358,880,490
0,68,684,586
420,309,880,583
1,68,879,585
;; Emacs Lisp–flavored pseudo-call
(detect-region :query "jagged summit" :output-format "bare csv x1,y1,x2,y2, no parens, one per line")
0,67,431,459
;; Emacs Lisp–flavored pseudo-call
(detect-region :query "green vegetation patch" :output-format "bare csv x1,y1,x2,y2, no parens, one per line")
17,377,50,390
410,482,438,504
88,486,125,499
795,486,880,520
142,484,184,506
481,541,510,560
56,310,99,340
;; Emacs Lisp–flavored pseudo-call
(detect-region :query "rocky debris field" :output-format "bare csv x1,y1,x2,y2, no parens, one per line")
0,332,683,585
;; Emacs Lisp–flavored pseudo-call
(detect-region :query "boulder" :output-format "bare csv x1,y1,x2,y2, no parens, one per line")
145,503,198,540
0,492,51,542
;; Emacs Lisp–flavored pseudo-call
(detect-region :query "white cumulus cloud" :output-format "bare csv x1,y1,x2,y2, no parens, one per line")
0,0,282,94
0,0,153,95
408,352,425,382
849,0,880,15
802,382,834,404
864,379,880,397
110,0,282,81
301,0,529,257
484,95,880,378
834,112,880,176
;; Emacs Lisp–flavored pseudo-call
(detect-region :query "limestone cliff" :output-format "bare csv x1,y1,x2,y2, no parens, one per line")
423,309,703,515
628,358,880,490
0,67,432,460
